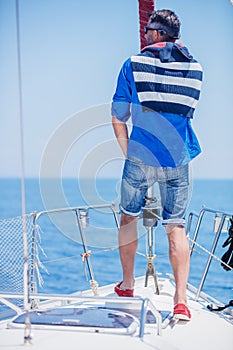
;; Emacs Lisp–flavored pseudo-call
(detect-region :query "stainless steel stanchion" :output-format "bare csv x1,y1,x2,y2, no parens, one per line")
143,189,161,294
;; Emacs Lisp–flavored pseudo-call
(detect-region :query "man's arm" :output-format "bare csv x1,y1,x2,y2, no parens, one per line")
112,116,128,158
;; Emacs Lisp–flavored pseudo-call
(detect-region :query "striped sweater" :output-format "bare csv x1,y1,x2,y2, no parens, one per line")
131,42,203,118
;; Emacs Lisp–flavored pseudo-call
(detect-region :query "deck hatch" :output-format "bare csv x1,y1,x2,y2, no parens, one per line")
12,306,138,330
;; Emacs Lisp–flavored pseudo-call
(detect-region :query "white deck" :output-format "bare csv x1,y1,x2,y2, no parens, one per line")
1,276,232,350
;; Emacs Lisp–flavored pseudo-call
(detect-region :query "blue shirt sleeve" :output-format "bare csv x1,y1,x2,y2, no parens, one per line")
111,58,132,122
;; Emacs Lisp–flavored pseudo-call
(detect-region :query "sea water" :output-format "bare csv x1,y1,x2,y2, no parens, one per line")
0,178,232,306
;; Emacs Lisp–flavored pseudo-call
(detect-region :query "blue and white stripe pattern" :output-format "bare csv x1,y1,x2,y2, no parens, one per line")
131,47,203,118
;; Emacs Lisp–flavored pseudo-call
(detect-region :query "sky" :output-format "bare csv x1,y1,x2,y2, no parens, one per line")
0,0,233,179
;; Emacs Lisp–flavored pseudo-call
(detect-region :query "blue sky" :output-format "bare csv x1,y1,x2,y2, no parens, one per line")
0,0,233,179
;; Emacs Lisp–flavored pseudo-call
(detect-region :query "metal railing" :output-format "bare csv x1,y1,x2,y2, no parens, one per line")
0,203,119,310
35,202,120,291
187,207,232,300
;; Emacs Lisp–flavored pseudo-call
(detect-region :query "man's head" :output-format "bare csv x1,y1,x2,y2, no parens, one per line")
144,9,181,45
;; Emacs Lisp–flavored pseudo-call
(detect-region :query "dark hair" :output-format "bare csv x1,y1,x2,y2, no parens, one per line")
149,9,181,39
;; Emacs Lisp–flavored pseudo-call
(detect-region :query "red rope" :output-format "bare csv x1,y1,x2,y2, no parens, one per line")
138,0,155,50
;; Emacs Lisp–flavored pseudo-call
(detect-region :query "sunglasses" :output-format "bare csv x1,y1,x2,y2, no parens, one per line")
144,26,167,36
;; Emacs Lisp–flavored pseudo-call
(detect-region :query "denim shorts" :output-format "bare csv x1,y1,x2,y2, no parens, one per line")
120,156,191,226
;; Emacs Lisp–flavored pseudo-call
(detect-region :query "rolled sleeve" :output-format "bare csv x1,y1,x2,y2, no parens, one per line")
111,58,132,122
111,101,131,122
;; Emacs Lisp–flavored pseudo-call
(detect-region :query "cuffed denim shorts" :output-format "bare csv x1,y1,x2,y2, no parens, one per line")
120,156,191,226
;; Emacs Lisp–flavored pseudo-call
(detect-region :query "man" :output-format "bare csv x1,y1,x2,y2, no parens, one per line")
111,9,203,321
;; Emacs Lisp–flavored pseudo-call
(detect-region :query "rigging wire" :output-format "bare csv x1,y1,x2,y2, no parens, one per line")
15,0,29,310
15,0,32,344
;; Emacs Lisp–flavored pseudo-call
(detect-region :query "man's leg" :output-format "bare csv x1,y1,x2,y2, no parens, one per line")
165,224,190,305
118,213,138,290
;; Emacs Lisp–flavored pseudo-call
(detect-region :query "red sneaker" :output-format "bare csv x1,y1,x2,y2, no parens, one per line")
114,282,134,297
174,303,191,321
